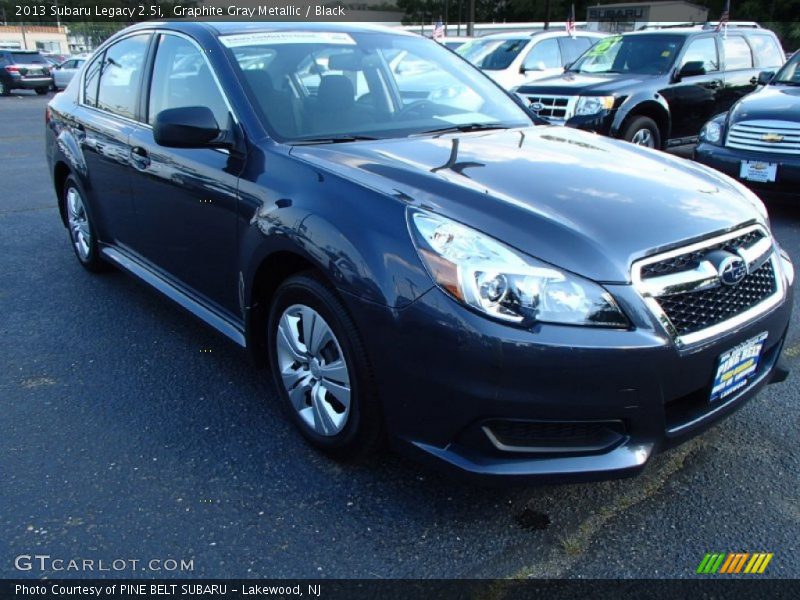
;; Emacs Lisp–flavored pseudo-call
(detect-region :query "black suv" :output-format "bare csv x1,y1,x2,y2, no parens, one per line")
515,25,786,149
0,49,52,96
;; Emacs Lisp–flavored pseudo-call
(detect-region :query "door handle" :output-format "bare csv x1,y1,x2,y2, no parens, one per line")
749,76,759,85
130,146,150,169
707,80,721,89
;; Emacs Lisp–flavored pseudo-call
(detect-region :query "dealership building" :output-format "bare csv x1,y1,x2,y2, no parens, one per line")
586,1,709,32
0,25,68,53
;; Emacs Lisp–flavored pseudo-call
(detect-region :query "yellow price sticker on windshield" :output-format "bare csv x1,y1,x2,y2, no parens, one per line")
661,51,671,57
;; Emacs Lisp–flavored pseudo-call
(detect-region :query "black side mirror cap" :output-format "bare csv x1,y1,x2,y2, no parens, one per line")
757,70,775,85
153,106,228,149
676,60,706,81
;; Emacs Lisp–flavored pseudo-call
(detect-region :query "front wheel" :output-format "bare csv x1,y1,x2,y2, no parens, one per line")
622,116,661,149
267,273,382,459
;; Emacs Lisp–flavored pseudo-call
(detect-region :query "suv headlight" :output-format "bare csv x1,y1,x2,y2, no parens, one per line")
575,95,615,116
408,210,629,328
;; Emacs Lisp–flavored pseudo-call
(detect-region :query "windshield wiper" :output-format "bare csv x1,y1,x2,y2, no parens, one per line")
291,134,381,145
411,123,513,137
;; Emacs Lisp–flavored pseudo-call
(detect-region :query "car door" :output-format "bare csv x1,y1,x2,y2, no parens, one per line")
72,34,151,246
661,35,723,139
54,59,77,89
720,35,759,108
126,32,243,316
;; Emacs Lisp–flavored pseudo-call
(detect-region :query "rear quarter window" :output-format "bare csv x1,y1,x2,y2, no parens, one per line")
749,34,785,68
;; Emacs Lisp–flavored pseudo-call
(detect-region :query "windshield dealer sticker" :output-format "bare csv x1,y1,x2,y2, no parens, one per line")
221,32,356,48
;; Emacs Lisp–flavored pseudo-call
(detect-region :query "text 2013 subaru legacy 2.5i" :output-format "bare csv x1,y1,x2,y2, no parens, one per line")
46,22,794,484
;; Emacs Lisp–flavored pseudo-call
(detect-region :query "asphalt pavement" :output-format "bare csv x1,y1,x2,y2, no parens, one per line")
1,92,798,580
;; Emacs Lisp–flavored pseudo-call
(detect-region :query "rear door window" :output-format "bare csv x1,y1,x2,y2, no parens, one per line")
723,36,754,70
95,34,150,120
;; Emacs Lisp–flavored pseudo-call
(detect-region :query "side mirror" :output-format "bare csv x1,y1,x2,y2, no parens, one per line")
757,70,775,85
676,60,706,80
520,61,544,74
153,106,226,149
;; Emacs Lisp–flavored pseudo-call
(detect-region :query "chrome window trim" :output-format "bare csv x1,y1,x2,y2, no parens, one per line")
631,224,785,347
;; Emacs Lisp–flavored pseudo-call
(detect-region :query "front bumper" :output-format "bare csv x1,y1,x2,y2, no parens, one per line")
341,260,793,484
695,142,800,199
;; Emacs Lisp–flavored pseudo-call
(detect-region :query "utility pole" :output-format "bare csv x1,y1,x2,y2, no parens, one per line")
467,0,475,37
544,0,551,30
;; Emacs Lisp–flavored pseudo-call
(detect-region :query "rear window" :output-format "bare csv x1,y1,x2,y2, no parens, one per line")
11,52,46,64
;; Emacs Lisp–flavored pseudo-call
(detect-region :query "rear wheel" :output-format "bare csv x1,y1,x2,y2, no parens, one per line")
267,273,382,459
63,175,107,272
0,79,10,96
622,115,661,149
35,87,48,96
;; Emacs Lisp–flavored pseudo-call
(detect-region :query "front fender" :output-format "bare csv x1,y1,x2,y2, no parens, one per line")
611,91,671,138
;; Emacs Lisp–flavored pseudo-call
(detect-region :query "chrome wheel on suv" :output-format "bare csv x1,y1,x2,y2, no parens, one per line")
276,304,351,436
630,128,655,147
623,116,661,149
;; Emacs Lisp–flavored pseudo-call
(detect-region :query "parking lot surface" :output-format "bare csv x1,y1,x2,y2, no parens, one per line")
2,92,798,579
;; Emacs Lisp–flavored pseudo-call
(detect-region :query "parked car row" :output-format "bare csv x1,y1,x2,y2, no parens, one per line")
0,49,88,96
46,22,793,485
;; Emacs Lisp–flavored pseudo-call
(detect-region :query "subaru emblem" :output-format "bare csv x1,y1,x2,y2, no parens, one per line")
718,255,748,286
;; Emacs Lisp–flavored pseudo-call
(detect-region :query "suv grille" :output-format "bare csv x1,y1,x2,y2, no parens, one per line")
726,120,800,155
520,94,575,121
633,226,783,345
657,260,777,336
640,230,764,279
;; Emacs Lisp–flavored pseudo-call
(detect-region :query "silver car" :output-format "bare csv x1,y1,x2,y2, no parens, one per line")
52,56,88,91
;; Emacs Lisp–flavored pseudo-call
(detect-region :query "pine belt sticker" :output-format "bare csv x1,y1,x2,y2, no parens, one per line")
220,32,356,48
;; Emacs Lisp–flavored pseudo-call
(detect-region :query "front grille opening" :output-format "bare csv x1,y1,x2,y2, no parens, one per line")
665,341,781,433
641,230,764,280
484,419,626,455
658,260,777,336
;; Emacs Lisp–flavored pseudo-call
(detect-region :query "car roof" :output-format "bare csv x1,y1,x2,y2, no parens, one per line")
477,30,603,40
206,21,415,37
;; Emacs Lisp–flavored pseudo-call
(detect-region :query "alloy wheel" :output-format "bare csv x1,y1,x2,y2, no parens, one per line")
66,186,92,261
275,304,351,436
630,128,655,148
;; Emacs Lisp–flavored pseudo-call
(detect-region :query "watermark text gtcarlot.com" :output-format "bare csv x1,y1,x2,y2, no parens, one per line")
14,554,194,573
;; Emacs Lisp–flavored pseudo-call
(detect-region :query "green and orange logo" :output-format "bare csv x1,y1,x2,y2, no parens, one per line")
697,552,773,574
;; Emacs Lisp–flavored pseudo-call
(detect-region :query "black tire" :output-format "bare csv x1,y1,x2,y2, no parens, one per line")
267,272,382,460
62,175,108,273
35,87,49,96
622,115,662,149
0,79,10,96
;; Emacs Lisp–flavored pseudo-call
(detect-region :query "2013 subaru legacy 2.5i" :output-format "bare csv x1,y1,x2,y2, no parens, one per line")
46,22,794,484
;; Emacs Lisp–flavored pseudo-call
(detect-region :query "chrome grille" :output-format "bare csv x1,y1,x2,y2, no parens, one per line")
657,260,777,336
640,230,765,280
633,225,784,346
726,120,800,155
520,94,576,122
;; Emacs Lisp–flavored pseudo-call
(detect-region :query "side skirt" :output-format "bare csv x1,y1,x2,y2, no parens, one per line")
101,246,247,348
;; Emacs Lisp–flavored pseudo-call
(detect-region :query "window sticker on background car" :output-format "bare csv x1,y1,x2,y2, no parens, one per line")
221,31,356,48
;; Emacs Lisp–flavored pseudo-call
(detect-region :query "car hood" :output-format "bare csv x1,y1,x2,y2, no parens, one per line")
729,85,800,124
290,127,764,283
516,71,659,96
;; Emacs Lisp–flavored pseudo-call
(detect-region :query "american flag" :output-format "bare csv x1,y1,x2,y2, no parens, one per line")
716,0,730,32
432,19,445,40
566,4,576,37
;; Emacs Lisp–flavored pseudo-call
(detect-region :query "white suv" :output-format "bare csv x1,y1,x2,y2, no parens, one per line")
457,30,607,90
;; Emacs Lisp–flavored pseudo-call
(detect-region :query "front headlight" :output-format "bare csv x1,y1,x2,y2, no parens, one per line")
575,95,615,116
408,210,629,328
700,120,723,145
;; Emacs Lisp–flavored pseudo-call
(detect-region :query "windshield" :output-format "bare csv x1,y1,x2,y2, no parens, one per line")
222,30,532,142
772,52,800,85
456,37,529,70
570,34,683,75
